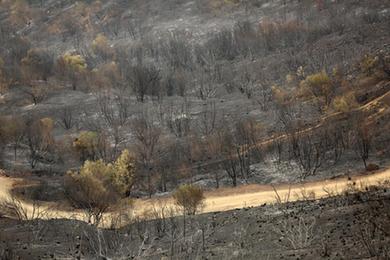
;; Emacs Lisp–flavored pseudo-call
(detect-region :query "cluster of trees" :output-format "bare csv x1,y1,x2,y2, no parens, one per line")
0,116,57,169
264,48,390,179
64,149,135,225
64,147,205,227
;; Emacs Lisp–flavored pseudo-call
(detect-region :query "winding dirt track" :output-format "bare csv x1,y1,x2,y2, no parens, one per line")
1,168,390,225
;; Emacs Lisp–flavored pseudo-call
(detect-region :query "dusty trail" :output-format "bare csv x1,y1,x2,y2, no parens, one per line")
201,168,390,212
1,168,390,225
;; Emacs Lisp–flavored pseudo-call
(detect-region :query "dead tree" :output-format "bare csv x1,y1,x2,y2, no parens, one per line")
234,137,251,181
163,69,187,96
254,69,273,111
21,81,48,105
236,70,255,99
132,115,161,197
197,70,218,100
24,118,55,169
198,101,218,136
160,34,193,71
1,116,26,161
323,121,348,164
289,131,326,179
57,105,77,130
273,215,317,250
218,129,240,187
96,91,130,159
166,101,191,138
130,64,161,102
352,121,372,169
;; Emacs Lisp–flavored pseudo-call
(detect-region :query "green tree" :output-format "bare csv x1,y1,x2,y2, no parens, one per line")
173,184,205,215
64,159,118,225
173,184,205,238
332,92,358,113
113,149,136,197
300,71,334,111
65,149,136,225
73,131,108,162
56,54,87,90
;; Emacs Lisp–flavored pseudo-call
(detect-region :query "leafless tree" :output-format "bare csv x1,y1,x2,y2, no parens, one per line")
0,194,50,220
271,137,284,164
114,90,132,126
233,20,259,58
205,29,238,61
130,64,161,102
198,100,218,136
166,207,180,259
273,215,317,250
197,68,219,100
323,121,348,164
160,33,193,71
230,117,263,181
132,115,161,197
24,118,55,169
96,92,119,127
166,101,191,138
353,196,390,258
254,69,273,111
211,117,261,187
289,130,327,179
83,228,133,259
193,47,221,100
95,91,132,159
1,115,26,161
218,129,240,187
163,69,187,96
57,105,78,130
21,80,49,105
352,119,373,169
236,69,255,98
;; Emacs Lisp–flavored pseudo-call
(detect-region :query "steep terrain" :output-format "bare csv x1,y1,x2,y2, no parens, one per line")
0,0,390,258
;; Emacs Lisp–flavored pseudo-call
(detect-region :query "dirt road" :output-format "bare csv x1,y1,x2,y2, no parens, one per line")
201,169,390,212
1,168,390,224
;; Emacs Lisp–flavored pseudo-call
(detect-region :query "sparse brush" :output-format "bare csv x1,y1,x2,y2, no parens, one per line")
0,195,49,221
0,196,28,220
273,216,316,250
